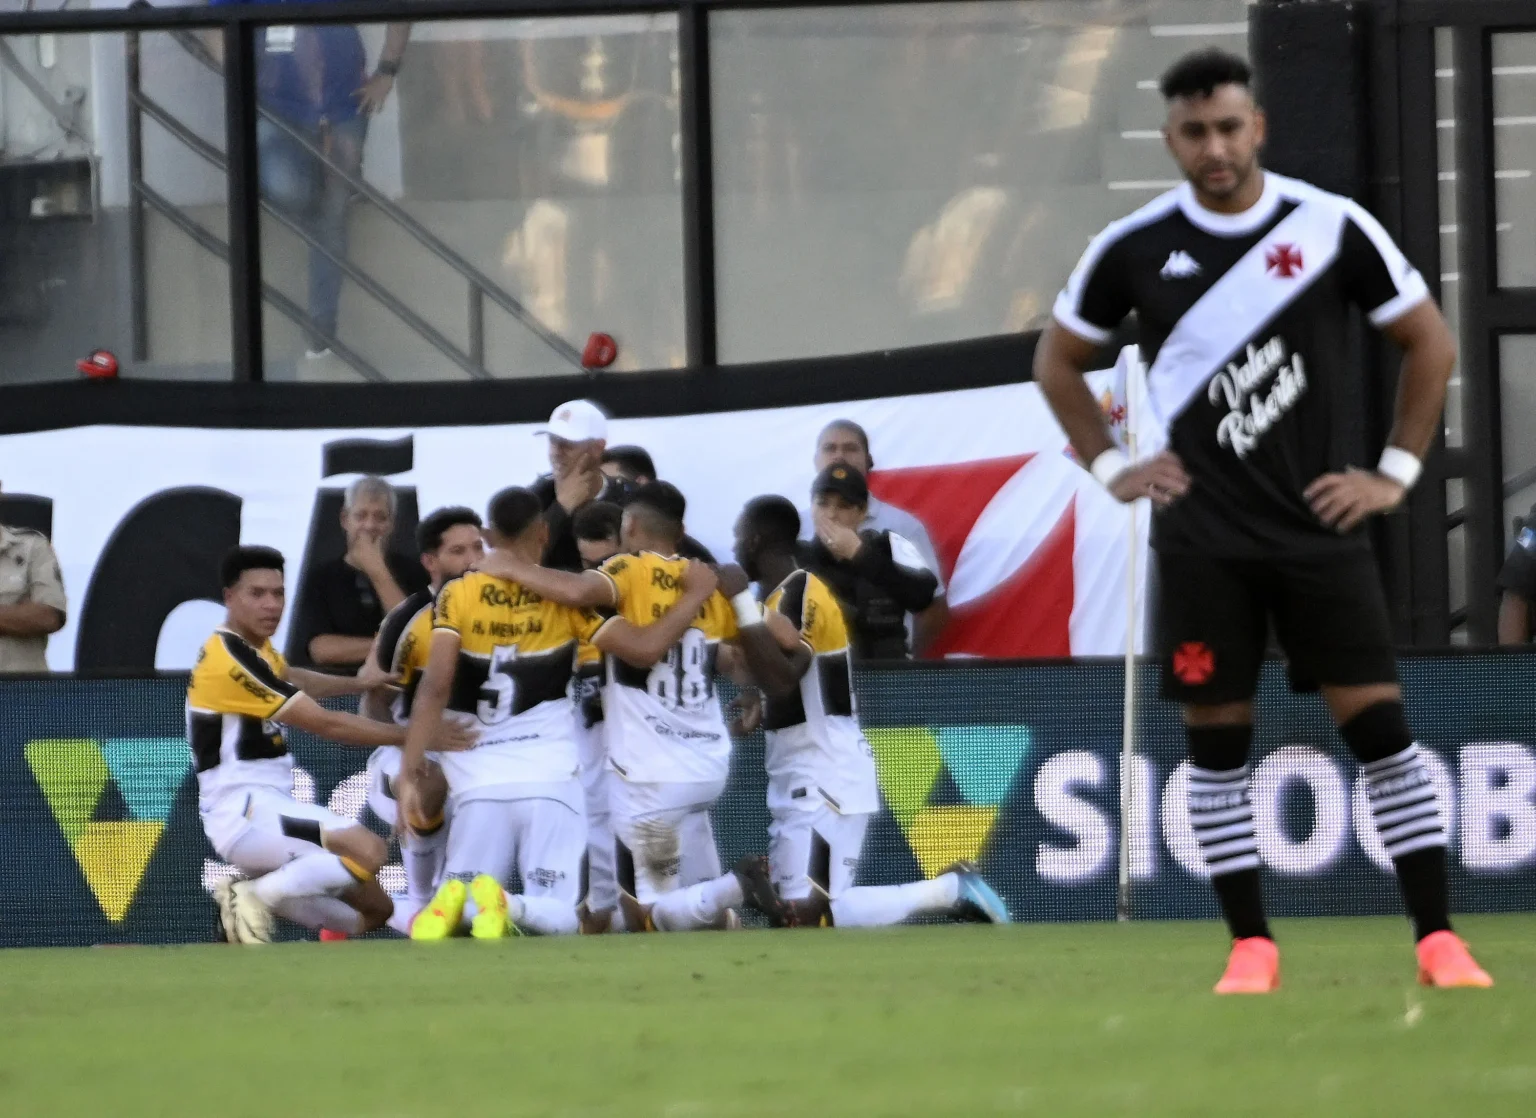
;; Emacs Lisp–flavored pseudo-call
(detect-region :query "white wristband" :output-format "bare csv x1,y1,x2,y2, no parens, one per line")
1089,448,1130,488
1376,446,1423,491
731,590,763,627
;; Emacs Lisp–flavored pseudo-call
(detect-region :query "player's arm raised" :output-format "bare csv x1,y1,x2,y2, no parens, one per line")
1035,325,1190,506
591,560,717,668
475,549,614,609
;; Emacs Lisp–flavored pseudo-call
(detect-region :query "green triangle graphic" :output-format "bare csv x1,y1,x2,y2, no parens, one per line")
101,738,192,823
866,727,943,830
934,725,1030,808
24,739,108,845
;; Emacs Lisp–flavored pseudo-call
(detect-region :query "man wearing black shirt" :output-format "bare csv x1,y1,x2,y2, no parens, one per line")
800,465,938,660
293,476,427,669
1035,50,1487,991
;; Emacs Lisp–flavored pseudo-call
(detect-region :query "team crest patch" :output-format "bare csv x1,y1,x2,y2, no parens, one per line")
1172,641,1216,686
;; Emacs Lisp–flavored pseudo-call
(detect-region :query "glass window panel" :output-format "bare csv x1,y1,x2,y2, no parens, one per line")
252,16,683,383
1436,27,1463,448
1500,335,1536,533
710,0,1253,364
0,31,232,385
1493,33,1536,287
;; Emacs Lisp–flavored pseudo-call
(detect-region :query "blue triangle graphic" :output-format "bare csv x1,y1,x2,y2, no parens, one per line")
934,725,1029,808
101,738,192,823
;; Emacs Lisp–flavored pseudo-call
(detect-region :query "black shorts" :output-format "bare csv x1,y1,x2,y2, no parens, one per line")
1153,548,1398,704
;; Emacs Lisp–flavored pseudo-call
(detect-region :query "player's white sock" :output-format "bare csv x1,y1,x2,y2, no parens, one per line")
270,895,364,934
649,874,744,932
829,875,961,928
385,893,425,936
250,851,360,907
401,828,447,906
505,893,579,936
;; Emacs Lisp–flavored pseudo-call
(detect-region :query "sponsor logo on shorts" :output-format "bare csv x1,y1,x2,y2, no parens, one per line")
527,867,564,888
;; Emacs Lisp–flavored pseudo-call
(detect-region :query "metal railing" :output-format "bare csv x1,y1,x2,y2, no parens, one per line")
125,26,585,381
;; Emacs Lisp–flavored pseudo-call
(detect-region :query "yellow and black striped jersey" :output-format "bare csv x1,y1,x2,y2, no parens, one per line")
593,551,738,783
186,628,301,799
374,588,434,725
762,569,878,816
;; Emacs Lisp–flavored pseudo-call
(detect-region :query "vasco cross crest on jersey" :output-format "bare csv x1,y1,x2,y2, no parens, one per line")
1265,243,1304,278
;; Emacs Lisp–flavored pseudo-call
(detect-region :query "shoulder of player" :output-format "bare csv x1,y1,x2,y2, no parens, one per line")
1269,172,1377,230
211,628,284,680
384,587,435,623
1088,188,1186,257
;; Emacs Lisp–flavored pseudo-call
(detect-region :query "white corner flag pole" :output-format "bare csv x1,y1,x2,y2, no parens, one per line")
1116,346,1144,924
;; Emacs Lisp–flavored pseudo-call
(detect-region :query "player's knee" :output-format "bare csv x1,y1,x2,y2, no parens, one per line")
327,826,388,875
1337,698,1413,765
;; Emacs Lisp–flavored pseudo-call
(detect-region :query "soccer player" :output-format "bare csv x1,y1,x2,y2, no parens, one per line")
476,482,790,933
734,495,1010,928
1034,48,1489,991
359,506,485,933
191,546,472,944
397,486,721,939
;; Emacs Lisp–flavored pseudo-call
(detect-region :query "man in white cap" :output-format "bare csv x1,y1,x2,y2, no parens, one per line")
531,400,633,571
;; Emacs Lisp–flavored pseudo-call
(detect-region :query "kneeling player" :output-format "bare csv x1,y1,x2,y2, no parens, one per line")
192,547,472,944
734,496,1010,928
360,506,485,933
398,487,723,939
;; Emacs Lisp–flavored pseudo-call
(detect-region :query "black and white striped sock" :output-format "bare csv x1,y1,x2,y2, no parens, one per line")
1189,763,1269,940
1361,744,1447,859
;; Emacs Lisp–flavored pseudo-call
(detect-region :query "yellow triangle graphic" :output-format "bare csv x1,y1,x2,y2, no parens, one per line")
904,804,999,879
71,821,163,922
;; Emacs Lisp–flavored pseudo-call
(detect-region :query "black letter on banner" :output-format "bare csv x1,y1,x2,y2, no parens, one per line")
75,486,242,671
285,436,421,665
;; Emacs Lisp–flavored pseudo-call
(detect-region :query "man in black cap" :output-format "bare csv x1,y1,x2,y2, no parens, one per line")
801,464,940,660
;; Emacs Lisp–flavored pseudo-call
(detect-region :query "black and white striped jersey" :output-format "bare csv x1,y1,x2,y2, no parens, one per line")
1053,172,1430,558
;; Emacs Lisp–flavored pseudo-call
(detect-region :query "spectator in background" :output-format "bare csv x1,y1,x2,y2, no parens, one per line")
601,445,658,486
0,483,66,673
573,501,624,571
1497,504,1536,643
205,8,410,359
802,465,939,660
294,476,427,669
806,419,949,653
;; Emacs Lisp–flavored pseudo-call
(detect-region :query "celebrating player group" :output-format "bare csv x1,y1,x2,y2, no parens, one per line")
191,478,1009,946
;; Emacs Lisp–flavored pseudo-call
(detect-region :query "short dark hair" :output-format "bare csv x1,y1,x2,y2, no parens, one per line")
742,495,800,551
221,545,284,589
416,506,482,554
1159,48,1252,102
602,445,657,483
627,481,687,539
573,500,623,543
818,419,870,457
486,486,544,540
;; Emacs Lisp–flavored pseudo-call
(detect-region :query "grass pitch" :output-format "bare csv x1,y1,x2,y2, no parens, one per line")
2,915,1533,1117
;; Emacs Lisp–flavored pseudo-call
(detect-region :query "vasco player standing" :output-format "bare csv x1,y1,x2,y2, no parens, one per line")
1034,49,1489,992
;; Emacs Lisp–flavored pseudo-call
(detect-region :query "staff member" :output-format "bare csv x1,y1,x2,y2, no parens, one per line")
1497,504,1536,643
806,419,948,653
0,486,66,673
801,465,939,660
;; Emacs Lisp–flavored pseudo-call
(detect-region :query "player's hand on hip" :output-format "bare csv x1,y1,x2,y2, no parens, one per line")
1107,451,1191,507
1305,466,1406,532
434,718,478,753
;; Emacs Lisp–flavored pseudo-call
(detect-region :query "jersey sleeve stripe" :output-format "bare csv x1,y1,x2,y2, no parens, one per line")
1342,200,1433,326
592,568,620,605
1051,295,1115,345
218,632,298,698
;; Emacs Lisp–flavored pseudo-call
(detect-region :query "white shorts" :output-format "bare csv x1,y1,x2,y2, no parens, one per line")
202,786,358,875
581,750,618,912
768,805,871,901
610,777,726,904
444,785,585,905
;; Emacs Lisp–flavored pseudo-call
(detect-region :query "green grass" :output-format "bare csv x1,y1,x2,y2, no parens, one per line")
1,916,1534,1116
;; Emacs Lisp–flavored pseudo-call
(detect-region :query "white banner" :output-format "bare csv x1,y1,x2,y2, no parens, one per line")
0,369,1154,671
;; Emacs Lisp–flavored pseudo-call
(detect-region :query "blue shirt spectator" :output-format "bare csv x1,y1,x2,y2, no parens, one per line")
205,6,371,128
